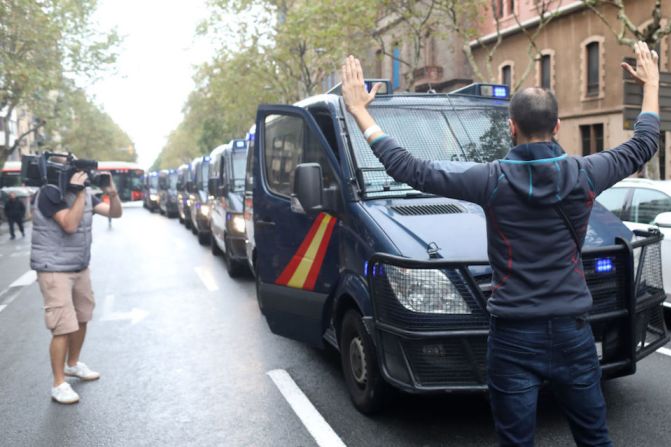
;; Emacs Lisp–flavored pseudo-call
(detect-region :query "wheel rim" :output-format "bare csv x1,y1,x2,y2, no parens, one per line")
349,336,368,387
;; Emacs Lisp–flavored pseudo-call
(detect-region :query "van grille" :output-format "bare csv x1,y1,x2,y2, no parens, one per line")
389,204,463,216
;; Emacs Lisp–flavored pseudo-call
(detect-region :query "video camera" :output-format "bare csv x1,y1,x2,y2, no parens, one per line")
21,152,110,196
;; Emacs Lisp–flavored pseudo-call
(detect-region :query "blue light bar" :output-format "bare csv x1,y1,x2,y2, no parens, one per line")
493,86,509,98
235,140,246,148
595,258,614,273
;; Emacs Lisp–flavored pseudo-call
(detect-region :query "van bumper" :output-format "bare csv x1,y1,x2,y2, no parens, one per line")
367,230,669,393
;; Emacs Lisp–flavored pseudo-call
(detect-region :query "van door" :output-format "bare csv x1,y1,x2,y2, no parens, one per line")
254,105,341,347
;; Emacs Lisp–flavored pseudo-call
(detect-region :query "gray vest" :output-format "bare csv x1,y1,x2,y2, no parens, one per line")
30,185,94,272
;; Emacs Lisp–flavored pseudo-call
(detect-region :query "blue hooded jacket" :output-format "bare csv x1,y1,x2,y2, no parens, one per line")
370,113,660,318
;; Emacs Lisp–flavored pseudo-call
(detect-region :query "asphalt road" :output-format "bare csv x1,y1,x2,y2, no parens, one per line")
1,204,671,447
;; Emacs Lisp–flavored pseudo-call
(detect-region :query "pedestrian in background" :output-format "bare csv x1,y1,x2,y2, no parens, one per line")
4,191,26,239
340,41,660,446
31,167,122,404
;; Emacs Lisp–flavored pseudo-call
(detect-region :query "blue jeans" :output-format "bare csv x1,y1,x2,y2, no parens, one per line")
487,316,612,447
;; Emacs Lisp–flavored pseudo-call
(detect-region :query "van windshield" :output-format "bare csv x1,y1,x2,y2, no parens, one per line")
344,96,510,198
232,151,247,191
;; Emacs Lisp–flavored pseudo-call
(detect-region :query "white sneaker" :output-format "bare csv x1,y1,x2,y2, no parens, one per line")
64,362,101,381
51,382,80,404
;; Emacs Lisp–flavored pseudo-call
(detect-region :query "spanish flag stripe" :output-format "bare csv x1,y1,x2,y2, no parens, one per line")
276,213,326,286
303,216,337,291
286,215,333,288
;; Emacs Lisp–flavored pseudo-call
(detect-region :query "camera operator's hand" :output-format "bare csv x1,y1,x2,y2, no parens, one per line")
99,171,117,195
621,41,659,87
70,172,89,190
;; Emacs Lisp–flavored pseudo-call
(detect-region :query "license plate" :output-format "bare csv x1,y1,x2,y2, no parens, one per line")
596,341,603,360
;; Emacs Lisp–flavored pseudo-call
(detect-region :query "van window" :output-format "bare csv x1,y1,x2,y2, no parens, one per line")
245,142,255,192
631,188,671,224
597,188,630,220
264,114,337,198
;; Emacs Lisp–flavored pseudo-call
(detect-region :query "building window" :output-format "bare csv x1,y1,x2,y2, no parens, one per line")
392,45,401,90
586,42,600,97
580,123,604,156
494,0,504,18
509,0,515,15
501,65,512,86
540,54,551,89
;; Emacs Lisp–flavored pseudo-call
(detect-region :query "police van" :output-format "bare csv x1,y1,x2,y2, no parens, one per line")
143,171,159,212
249,81,669,413
208,139,249,276
158,169,179,217
243,125,256,275
176,164,192,227
189,155,212,245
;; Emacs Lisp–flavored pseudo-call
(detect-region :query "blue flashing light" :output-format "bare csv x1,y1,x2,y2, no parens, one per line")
595,258,614,273
363,261,369,277
493,86,509,98
235,140,246,148
204,156,211,162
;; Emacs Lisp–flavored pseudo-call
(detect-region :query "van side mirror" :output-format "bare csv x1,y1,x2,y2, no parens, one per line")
293,163,323,215
653,212,671,228
208,178,218,196
186,180,194,193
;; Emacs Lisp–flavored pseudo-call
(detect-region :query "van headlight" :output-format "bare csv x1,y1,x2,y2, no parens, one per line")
200,204,210,217
230,214,245,233
385,266,471,314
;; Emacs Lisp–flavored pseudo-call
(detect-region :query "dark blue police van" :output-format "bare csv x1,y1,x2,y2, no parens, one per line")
177,163,192,227
189,155,212,245
208,139,249,277
158,169,179,217
250,82,668,413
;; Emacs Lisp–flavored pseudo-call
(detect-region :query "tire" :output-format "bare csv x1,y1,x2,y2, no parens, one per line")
198,231,210,246
255,268,264,314
211,234,223,256
178,214,184,224
224,238,245,278
339,309,390,414
191,222,198,235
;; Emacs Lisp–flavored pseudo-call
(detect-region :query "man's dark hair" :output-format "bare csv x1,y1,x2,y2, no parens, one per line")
509,87,558,138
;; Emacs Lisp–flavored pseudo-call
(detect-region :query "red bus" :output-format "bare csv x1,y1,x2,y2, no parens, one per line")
96,161,145,202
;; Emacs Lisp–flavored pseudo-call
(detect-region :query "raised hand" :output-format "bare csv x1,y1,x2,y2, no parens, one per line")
341,55,382,114
621,41,660,87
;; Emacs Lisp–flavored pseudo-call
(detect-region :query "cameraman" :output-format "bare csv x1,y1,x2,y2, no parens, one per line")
341,41,659,446
31,167,122,404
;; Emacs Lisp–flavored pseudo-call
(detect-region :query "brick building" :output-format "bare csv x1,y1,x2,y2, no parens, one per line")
470,0,671,177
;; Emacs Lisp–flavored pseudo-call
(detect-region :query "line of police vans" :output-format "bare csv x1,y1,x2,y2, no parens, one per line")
149,81,670,414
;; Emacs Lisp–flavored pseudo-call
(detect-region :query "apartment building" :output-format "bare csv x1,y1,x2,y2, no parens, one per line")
470,0,671,177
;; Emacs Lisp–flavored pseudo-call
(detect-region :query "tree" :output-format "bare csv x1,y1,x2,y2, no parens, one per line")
49,87,136,162
0,0,119,165
374,0,458,92
581,0,671,179
445,0,565,91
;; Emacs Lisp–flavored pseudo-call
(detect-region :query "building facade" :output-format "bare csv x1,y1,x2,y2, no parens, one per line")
470,0,671,177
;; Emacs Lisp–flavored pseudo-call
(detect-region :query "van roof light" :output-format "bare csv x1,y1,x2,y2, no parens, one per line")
450,83,510,99
327,79,392,96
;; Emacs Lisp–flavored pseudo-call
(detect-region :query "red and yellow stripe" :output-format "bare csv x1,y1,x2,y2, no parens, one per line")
276,213,337,291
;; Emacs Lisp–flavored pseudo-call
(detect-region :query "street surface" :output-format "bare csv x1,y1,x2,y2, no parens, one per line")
1,204,671,446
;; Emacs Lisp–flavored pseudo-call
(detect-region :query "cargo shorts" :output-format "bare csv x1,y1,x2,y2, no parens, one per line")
37,269,95,336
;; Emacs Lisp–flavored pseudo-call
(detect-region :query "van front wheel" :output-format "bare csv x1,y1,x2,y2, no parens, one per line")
339,309,389,414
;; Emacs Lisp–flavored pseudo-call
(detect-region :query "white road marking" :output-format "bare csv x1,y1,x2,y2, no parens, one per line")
267,369,347,447
9,251,29,257
0,304,6,314
657,347,671,357
9,270,36,288
100,294,147,324
194,266,219,292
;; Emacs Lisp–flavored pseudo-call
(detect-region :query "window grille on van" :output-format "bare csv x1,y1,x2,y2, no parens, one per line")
389,204,464,216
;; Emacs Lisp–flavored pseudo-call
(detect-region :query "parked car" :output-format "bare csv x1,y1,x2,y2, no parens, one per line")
189,155,211,245
597,178,671,309
208,139,249,277
248,81,668,413
177,164,192,227
143,171,159,211
158,169,179,217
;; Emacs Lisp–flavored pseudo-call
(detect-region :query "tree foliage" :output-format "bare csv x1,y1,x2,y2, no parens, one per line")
0,0,120,164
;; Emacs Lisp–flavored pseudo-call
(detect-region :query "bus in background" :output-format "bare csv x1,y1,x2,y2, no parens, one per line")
96,161,145,202
0,161,22,188
1,161,34,222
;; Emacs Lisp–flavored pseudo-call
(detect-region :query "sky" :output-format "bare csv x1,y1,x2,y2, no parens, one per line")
89,0,219,169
